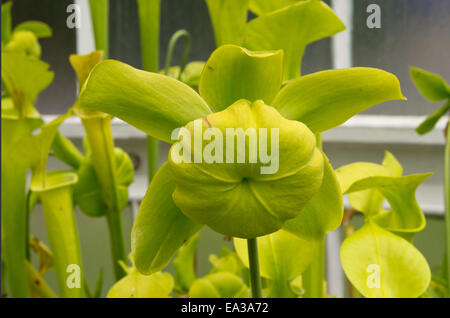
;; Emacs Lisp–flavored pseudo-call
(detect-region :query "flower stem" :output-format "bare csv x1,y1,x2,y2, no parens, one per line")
444,119,450,289
247,238,262,298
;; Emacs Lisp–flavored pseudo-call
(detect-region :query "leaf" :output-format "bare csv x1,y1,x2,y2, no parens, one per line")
13,21,52,38
51,132,84,169
79,60,212,143
69,50,104,87
341,222,431,298
12,112,72,180
107,270,174,298
283,152,343,239
272,67,406,133
209,247,244,276
336,153,431,239
189,272,249,298
88,0,109,56
410,67,450,102
173,233,200,295
199,45,284,112
1,1,12,45
234,229,318,282
169,100,324,238
416,101,450,135
347,173,432,240
248,0,300,15
1,51,53,117
205,0,249,46
162,61,205,89
244,0,345,80
5,31,41,58
74,147,133,217
132,163,203,274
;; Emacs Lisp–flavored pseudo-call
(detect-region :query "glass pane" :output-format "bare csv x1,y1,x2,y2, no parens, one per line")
353,0,450,116
10,0,77,115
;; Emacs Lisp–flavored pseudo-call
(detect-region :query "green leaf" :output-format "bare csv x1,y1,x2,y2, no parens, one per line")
51,132,84,169
336,152,431,239
89,0,109,57
132,163,203,274
2,51,53,118
209,247,244,276
410,67,450,101
162,61,205,89
189,272,249,298
173,233,200,295
283,152,343,239
347,173,432,240
13,21,52,38
169,100,324,238
1,1,12,45
272,67,406,133
79,60,212,143
248,0,300,15
205,0,249,46
244,0,345,80
69,50,104,87
74,147,133,217
12,112,72,181
341,222,431,298
137,0,160,72
199,45,283,112
5,31,41,58
107,270,174,298
416,101,450,135
234,229,319,281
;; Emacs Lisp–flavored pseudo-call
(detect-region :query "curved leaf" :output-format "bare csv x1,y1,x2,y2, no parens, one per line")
341,222,431,298
244,0,345,80
272,67,406,133
189,272,249,298
79,60,212,143
74,147,133,217
205,0,249,46
1,51,53,117
69,50,104,87
107,270,173,298
13,21,52,38
283,152,343,239
410,67,450,102
416,101,450,135
347,173,432,239
132,163,203,274
248,0,300,15
199,45,283,112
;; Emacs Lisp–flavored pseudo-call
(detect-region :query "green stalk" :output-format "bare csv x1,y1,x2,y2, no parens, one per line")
1,119,31,297
303,133,326,298
164,29,191,80
81,115,126,280
34,173,83,298
137,0,161,182
444,118,450,288
26,261,57,298
302,240,325,298
89,0,109,58
247,238,262,298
